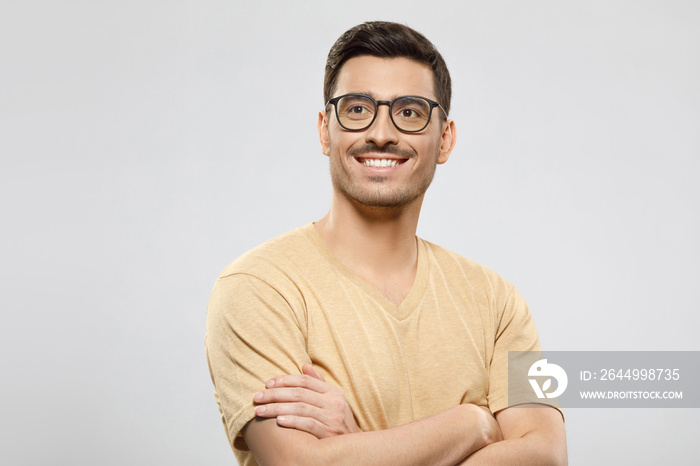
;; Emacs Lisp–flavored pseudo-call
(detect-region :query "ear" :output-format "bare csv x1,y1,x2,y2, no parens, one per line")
317,111,330,156
437,119,456,165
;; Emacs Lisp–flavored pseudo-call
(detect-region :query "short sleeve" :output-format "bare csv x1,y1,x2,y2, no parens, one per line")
487,286,561,415
205,273,310,451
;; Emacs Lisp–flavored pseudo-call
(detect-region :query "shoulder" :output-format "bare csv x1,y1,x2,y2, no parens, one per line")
217,224,319,282
208,225,319,327
420,238,515,297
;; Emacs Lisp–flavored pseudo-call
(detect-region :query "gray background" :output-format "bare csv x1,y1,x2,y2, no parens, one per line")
1,0,698,464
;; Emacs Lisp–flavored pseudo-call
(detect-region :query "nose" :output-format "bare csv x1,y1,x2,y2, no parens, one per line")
365,102,399,147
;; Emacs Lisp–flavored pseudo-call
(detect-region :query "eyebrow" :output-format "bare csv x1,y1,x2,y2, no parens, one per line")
356,91,401,101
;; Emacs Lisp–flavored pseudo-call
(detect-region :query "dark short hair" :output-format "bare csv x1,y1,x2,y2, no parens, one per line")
324,21,452,116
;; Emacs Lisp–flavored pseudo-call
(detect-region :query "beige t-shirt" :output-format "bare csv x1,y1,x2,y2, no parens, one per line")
206,224,548,465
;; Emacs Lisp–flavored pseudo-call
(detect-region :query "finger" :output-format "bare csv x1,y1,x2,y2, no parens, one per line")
266,374,329,393
255,401,347,437
254,387,327,408
276,415,334,439
302,364,326,382
255,401,326,421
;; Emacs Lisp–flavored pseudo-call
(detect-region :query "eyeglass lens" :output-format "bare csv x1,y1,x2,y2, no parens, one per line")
335,95,432,132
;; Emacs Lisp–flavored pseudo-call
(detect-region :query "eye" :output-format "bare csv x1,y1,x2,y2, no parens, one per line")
339,96,375,121
349,105,369,114
400,108,419,118
393,97,429,120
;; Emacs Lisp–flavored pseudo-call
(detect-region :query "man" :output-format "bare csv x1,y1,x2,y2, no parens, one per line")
207,21,566,465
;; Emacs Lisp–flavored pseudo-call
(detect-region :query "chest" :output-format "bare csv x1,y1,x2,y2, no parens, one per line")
302,280,496,430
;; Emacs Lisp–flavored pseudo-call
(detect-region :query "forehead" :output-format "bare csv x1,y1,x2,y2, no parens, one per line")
334,56,435,100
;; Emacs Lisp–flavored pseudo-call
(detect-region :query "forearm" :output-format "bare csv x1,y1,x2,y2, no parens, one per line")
458,406,567,466
457,433,566,466
245,404,498,466
319,405,493,466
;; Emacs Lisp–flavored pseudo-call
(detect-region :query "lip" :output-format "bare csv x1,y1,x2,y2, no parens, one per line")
353,155,409,170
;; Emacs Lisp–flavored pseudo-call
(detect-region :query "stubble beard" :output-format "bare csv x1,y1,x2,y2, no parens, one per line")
328,142,439,210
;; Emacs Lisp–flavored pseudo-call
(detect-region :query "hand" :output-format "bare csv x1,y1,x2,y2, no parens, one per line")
253,364,362,438
469,405,503,447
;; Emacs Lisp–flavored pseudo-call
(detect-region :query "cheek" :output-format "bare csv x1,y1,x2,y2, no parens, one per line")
328,130,360,157
413,139,442,164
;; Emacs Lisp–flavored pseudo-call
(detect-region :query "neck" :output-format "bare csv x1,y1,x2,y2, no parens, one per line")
315,190,423,278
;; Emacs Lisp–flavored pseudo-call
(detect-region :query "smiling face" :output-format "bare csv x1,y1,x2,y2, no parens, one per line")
318,56,456,210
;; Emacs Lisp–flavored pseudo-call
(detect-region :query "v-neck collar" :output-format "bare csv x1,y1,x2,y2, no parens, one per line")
303,223,429,321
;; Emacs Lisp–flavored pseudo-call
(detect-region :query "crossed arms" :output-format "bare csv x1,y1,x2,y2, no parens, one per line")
243,364,567,466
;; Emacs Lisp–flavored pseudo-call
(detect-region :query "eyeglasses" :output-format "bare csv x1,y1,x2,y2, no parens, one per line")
326,93,447,133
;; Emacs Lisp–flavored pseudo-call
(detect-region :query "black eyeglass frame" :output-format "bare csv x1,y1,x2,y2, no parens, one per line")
325,93,448,133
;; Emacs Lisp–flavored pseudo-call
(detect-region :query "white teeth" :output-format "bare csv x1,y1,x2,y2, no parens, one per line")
362,159,400,167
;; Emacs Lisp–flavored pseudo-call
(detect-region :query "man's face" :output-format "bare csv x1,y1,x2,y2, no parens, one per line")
318,56,455,210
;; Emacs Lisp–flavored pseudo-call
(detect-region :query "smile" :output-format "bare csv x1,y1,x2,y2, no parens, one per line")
356,158,407,168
